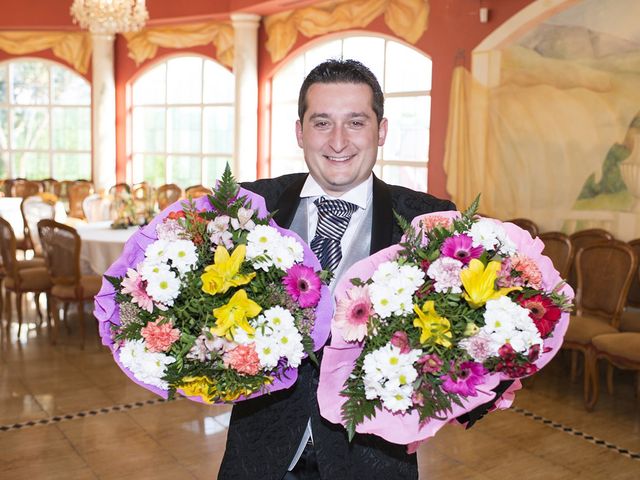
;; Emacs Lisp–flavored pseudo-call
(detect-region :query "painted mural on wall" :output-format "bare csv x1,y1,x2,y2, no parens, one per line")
488,0,640,240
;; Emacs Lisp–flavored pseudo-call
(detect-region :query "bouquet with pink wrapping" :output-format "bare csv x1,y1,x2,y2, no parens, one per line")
317,199,573,446
94,167,331,403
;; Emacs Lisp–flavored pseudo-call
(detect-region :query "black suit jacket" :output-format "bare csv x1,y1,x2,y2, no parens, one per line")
218,173,455,480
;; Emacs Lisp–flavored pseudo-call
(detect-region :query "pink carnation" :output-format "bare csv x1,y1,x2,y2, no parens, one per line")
511,255,543,289
224,344,261,375
422,215,453,231
140,318,181,352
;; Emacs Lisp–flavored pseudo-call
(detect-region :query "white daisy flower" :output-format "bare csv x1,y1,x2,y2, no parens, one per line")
144,239,171,265
145,270,181,305
166,239,198,275
380,380,414,412
139,259,172,282
369,283,402,319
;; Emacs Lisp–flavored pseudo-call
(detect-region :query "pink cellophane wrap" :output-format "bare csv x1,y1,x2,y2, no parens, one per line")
94,188,332,404
317,210,573,445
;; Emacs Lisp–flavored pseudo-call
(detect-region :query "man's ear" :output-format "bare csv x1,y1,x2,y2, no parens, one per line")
378,117,388,146
295,119,304,148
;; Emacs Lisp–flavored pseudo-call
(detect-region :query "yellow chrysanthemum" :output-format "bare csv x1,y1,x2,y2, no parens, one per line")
460,259,521,309
413,300,452,348
201,244,255,295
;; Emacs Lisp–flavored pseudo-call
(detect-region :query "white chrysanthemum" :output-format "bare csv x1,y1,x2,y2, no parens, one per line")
119,339,174,389
363,373,384,400
139,259,172,282
254,332,280,369
393,292,416,317
231,326,257,345
398,264,425,292
481,296,543,355
368,283,402,318
380,380,414,412
468,219,517,255
247,225,281,252
144,239,171,265
282,235,304,263
262,306,296,332
275,329,304,368
427,257,463,293
145,270,181,305
166,239,198,275
371,261,401,286
270,243,296,271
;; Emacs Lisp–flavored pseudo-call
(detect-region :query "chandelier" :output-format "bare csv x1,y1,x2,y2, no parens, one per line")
70,0,149,35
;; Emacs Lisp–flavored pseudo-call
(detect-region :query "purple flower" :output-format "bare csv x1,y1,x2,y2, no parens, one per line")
440,234,483,265
283,264,322,308
440,361,487,396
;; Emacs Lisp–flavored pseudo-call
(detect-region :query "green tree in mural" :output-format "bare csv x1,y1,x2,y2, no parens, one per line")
577,113,640,200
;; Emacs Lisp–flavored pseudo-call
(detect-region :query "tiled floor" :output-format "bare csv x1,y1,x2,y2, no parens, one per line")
1,301,639,479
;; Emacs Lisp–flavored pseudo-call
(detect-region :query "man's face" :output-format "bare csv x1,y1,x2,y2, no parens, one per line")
296,82,388,197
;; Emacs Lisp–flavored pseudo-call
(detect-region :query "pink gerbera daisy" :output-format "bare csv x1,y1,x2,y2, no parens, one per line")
440,234,483,265
441,361,487,396
282,264,322,308
120,268,154,313
334,285,372,342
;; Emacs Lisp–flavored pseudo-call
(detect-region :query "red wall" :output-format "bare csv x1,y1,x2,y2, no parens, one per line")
0,0,536,198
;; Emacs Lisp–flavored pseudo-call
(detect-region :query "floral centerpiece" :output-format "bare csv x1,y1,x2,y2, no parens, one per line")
317,198,573,446
38,192,58,205
94,167,332,403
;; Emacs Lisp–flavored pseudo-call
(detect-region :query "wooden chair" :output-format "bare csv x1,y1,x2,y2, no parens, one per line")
37,219,102,347
618,239,640,333
39,178,60,195
20,195,56,257
563,240,638,408
11,179,42,198
0,217,51,338
82,193,112,222
156,183,182,210
185,184,212,200
68,181,94,219
568,228,614,290
539,231,574,279
506,218,539,238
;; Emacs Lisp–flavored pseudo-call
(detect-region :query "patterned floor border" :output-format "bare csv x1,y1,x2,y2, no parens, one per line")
511,407,640,461
0,397,178,432
2,401,639,461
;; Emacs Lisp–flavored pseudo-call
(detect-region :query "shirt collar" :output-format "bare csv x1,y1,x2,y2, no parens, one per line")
300,174,372,210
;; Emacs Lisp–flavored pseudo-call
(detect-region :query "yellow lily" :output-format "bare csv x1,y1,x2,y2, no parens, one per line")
460,259,521,309
179,375,262,403
413,301,452,348
201,244,256,295
211,289,261,340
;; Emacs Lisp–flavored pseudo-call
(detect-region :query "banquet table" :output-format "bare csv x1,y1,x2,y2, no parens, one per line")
75,221,139,275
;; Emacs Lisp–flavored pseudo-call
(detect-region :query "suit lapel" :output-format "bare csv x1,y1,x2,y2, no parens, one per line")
370,175,393,254
273,174,307,229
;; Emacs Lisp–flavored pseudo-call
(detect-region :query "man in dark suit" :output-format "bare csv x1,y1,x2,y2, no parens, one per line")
218,59,502,480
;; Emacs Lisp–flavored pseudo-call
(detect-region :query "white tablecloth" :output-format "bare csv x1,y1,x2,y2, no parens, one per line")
75,221,139,275
0,197,67,240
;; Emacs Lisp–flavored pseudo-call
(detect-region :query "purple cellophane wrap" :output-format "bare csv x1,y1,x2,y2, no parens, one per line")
317,210,574,445
93,188,332,403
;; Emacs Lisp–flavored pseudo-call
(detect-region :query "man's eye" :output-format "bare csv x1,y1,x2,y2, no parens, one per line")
351,121,364,127
314,121,329,128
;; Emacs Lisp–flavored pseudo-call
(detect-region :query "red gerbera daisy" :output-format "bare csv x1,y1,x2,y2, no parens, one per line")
517,294,561,337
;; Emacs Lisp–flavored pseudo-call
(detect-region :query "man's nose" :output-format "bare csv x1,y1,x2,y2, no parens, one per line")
329,126,348,152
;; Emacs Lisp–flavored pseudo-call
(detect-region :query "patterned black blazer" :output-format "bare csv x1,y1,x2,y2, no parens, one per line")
218,173,455,480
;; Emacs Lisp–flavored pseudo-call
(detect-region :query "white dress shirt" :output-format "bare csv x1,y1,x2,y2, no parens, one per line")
288,174,373,470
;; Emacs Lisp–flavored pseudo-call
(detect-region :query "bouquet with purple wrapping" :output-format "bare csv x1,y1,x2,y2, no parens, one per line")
317,198,573,446
94,167,332,403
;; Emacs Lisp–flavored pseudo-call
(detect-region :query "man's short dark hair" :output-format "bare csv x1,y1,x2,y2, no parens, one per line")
297,59,384,125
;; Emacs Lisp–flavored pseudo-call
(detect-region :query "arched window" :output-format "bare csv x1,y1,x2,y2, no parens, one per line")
130,55,235,188
270,35,432,192
0,59,91,180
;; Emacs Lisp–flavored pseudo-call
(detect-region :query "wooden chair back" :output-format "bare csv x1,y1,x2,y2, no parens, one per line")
568,228,615,289
20,195,56,256
68,181,94,219
540,231,573,279
37,219,81,287
11,179,42,198
185,184,212,200
156,183,182,210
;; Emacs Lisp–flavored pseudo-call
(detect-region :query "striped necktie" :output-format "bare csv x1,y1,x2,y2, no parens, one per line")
310,197,359,273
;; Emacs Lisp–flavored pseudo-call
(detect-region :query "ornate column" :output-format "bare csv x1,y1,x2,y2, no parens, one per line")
231,13,261,182
91,33,117,192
